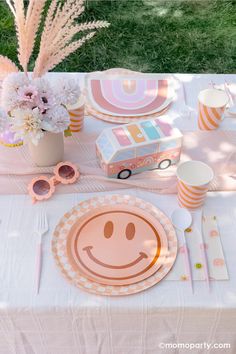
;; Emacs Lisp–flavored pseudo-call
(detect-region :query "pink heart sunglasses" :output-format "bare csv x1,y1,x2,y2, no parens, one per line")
28,162,80,203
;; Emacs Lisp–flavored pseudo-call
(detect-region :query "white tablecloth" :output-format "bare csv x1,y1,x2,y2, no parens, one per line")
0,191,236,354
0,73,236,354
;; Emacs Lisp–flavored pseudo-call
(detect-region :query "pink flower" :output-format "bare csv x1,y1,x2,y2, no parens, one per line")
200,243,208,250
37,93,55,113
18,85,39,103
41,105,70,133
213,258,225,267
33,78,55,111
210,230,219,237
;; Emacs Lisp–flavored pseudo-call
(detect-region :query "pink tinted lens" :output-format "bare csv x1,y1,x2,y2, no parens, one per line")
58,165,75,180
33,180,51,196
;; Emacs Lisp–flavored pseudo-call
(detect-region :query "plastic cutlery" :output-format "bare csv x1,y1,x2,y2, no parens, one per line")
227,105,236,116
171,208,193,293
210,80,215,89
224,81,236,117
224,81,235,104
181,81,193,120
209,80,236,117
34,211,49,294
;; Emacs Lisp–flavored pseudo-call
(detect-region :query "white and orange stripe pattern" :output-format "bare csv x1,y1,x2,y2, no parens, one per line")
177,180,209,209
198,102,225,130
68,104,85,133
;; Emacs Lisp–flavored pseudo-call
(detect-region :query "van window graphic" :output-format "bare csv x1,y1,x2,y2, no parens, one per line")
97,133,108,149
136,144,157,157
97,133,115,160
112,149,135,162
159,140,177,152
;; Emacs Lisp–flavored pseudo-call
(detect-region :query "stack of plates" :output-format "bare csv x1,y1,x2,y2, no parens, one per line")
52,194,178,296
85,69,175,124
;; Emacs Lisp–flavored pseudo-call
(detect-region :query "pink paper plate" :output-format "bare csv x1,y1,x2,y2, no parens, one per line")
86,74,175,117
86,102,171,124
52,194,178,296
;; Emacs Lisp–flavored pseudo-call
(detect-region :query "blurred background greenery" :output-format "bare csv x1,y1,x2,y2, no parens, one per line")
0,0,235,73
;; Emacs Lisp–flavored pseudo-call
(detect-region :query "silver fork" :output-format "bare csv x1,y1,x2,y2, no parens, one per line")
34,210,49,294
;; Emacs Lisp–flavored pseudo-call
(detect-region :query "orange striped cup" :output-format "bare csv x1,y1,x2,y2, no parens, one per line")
176,161,214,209
198,88,229,130
67,96,85,133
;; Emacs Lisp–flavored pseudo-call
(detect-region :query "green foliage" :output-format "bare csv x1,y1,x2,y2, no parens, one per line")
0,0,235,73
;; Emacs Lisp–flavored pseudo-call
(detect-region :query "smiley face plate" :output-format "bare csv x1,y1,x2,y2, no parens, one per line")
52,195,177,296
66,205,168,286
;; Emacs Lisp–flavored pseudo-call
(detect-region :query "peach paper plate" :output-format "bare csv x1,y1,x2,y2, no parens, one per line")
65,204,168,286
52,194,178,296
86,102,171,124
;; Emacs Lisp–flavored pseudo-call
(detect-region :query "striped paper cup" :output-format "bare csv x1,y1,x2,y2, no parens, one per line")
176,161,214,209
67,96,85,133
198,88,229,130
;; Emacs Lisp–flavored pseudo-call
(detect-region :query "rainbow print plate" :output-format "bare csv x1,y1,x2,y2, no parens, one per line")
86,74,175,117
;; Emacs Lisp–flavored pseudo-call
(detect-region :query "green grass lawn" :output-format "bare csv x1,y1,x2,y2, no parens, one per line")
0,0,235,73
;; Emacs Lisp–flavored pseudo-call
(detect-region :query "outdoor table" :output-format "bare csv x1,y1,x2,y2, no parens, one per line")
0,73,235,354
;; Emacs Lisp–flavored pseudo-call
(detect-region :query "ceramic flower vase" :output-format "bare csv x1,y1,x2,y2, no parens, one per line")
28,132,64,167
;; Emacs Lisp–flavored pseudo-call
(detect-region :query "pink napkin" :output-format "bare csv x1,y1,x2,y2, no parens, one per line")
0,130,235,195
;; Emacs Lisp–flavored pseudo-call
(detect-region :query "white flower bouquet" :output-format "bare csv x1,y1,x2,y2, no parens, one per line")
1,73,80,145
0,0,110,146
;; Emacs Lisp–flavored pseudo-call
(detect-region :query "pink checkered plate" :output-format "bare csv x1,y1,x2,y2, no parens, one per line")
52,194,178,296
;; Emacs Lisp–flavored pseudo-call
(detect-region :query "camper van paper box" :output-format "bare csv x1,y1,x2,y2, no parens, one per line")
96,118,183,179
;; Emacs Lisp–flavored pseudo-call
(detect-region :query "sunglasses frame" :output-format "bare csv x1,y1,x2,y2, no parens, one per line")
28,161,80,203
53,162,80,184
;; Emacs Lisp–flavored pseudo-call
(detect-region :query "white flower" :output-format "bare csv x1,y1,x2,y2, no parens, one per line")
33,77,51,93
42,105,70,133
1,86,19,112
11,108,44,145
1,73,30,111
54,78,81,106
2,73,29,92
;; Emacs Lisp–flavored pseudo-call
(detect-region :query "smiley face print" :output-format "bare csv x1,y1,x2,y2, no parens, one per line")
66,205,168,286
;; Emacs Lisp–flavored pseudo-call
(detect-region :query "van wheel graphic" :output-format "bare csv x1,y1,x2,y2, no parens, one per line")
118,169,132,179
158,159,171,170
